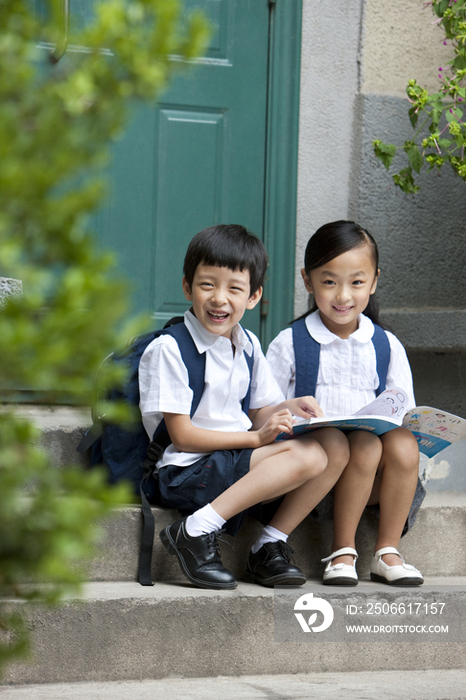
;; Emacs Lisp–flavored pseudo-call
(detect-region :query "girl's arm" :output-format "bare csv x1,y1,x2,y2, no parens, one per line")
386,333,416,409
163,408,298,453
265,329,295,399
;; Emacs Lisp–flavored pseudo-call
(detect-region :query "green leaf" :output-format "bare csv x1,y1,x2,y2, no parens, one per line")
408,106,419,128
373,140,397,170
403,141,424,174
392,167,420,194
438,137,454,149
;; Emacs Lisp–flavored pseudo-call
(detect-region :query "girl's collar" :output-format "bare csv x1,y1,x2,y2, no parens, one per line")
305,310,374,344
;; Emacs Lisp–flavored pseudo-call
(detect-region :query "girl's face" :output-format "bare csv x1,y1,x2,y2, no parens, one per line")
301,244,379,339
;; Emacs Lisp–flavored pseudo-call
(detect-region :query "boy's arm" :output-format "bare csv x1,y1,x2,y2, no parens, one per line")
163,408,300,452
249,395,325,430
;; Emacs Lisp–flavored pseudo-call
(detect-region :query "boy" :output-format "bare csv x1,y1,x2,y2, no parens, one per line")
139,224,349,589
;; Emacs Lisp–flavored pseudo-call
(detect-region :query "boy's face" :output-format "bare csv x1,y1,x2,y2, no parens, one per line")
182,264,262,339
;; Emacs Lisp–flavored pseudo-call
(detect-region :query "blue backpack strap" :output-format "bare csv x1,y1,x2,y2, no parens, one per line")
292,316,391,399
371,324,391,396
139,320,206,586
292,317,321,397
157,321,206,427
241,328,255,415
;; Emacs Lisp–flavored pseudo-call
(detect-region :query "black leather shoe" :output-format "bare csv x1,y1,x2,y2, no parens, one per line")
246,541,306,587
160,517,237,589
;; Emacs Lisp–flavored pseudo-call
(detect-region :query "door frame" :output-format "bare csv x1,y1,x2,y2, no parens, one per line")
262,0,302,349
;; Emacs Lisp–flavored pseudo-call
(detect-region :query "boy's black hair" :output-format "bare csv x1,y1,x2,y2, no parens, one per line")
299,219,382,326
183,224,268,296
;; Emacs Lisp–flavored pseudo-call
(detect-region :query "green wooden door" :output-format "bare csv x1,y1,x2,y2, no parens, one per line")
93,0,269,335
37,0,302,344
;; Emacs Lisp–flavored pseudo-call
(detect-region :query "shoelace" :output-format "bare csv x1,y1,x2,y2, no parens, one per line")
266,540,296,563
202,528,232,558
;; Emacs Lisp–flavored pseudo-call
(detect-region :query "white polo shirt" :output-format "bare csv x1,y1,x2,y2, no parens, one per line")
139,310,284,468
266,310,415,417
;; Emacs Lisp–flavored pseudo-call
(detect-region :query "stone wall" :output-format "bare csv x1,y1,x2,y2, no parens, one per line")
296,0,466,416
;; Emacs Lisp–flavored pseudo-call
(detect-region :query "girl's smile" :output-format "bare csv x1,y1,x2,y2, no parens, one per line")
301,245,379,339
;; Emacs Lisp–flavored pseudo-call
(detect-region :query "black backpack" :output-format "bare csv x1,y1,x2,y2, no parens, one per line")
77,316,254,585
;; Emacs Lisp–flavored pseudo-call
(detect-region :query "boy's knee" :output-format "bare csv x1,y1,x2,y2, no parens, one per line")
287,439,327,479
311,427,350,467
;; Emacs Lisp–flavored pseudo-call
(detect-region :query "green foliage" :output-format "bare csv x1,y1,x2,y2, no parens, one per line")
0,0,209,675
373,0,466,192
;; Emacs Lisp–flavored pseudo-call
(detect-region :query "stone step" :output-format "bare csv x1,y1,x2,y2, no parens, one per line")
92,491,466,582
3,578,466,685
2,669,466,699
3,405,465,689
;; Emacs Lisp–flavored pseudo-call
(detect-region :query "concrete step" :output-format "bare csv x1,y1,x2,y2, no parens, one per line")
4,405,91,469
92,491,466,582
2,669,466,700
2,578,466,685
3,405,465,688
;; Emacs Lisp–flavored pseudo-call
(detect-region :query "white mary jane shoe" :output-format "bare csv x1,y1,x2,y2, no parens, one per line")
321,547,358,586
370,546,424,586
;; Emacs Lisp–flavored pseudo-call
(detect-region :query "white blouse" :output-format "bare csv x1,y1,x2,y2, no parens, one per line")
266,311,415,417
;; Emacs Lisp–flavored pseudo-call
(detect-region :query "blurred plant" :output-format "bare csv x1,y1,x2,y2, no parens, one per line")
373,0,466,193
0,0,209,675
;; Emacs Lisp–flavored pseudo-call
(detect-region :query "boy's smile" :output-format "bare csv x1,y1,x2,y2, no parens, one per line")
302,245,379,339
182,264,262,339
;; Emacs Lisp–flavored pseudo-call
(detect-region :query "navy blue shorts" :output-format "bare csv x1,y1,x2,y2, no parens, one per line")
158,448,254,536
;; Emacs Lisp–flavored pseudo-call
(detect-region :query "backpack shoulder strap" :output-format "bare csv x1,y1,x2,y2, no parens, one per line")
292,317,321,397
161,321,206,417
139,319,206,586
371,324,391,396
241,328,255,415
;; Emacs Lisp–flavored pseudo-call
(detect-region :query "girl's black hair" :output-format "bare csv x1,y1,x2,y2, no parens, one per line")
183,224,268,296
298,219,382,325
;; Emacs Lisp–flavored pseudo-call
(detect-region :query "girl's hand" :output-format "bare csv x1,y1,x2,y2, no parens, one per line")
286,395,325,419
256,408,295,445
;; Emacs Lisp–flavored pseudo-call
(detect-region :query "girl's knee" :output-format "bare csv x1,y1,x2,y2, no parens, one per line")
381,428,419,466
349,430,382,456
347,431,383,474
327,428,350,466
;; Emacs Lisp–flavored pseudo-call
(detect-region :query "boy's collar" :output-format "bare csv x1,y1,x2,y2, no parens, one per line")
184,309,253,355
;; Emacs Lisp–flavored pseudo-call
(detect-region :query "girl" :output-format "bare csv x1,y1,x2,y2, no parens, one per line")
267,220,425,586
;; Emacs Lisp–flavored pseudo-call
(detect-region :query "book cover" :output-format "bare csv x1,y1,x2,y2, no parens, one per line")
276,389,466,458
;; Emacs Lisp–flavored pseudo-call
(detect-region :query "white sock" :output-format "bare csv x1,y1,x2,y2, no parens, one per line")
185,503,226,537
251,525,288,554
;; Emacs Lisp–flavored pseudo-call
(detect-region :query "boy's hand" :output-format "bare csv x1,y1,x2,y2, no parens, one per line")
256,409,295,445
286,396,325,419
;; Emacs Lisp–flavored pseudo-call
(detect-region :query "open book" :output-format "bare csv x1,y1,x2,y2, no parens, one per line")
276,388,466,458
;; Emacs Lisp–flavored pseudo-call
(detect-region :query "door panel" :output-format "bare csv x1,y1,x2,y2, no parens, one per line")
95,0,270,334
36,0,272,336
